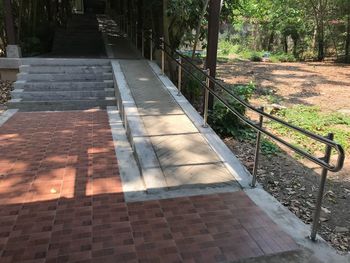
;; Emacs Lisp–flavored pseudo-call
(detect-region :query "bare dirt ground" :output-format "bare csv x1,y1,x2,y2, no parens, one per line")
217,60,350,253
217,60,350,113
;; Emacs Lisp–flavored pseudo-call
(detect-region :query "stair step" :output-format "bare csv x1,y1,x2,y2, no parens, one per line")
21,59,110,66
14,81,113,91
7,98,117,111
19,65,112,74
10,25,113,111
12,89,115,101
17,73,113,82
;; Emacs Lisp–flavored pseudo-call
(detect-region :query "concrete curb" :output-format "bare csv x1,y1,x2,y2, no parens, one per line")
106,106,147,201
246,188,349,263
0,109,18,127
111,60,168,193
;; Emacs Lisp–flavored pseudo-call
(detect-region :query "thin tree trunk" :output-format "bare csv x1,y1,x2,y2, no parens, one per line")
268,31,274,52
292,38,298,57
283,35,288,53
317,23,325,61
191,0,209,59
32,0,38,36
345,14,350,62
163,0,174,78
17,0,23,41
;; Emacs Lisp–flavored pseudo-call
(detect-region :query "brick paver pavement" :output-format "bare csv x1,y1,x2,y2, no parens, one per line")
0,111,298,262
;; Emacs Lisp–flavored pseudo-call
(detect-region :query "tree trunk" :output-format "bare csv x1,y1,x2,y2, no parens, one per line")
345,14,350,62
317,23,325,61
17,0,23,41
32,0,38,36
268,31,274,52
191,0,209,59
292,38,298,58
47,0,52,23
163,0,174,78
283,36,288,53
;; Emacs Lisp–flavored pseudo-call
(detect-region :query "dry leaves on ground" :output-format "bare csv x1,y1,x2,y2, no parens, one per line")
0,80,13,105
225,137,350,253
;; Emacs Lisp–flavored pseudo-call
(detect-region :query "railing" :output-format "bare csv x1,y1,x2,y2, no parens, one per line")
118,17,345,242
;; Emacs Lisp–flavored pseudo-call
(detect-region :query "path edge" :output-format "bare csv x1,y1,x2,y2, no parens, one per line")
0,109,18,127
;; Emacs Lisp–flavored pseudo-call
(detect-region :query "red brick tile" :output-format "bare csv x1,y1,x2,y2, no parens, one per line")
0,111,299,263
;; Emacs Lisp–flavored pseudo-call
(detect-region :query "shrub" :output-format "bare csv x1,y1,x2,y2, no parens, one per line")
218,40,239,56
182,70,204,109
250,52,263,62
209,82,256,137
269,53,296,63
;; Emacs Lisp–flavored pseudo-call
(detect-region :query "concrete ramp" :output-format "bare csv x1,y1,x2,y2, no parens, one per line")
112,59,246,193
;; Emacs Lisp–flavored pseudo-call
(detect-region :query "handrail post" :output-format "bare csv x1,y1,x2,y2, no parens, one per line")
251,107,264,188
177,57,182,96
160,37,165,74
203,68,210,128
127,17,129,35
141,30,145,57
310,133,334,241
135,22,138,47
149,29,153,61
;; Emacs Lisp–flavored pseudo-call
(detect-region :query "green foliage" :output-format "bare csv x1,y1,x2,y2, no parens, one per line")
250,52,263,62
182,70,204,107
219,0,349,61
269,53,297,62
239,128,280,155
267,105,350,154
218,40,240,56
261,138,280,155
262,94,282,104
217,40,297,62
209,82,255,137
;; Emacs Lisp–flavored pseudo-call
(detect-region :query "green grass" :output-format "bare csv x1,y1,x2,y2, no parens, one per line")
266,105,350,154
217,40,296,62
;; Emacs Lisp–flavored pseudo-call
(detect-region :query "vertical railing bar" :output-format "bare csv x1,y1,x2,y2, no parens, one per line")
135,22,138,47
310,132,334,241
177,57,182,96
141,30,145,57
203,68,210,128
160,37,165,74
251,107,264,188
150,29,153,61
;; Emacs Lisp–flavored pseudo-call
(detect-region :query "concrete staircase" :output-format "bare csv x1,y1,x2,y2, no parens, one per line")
51,14,105,58
8,59,116,111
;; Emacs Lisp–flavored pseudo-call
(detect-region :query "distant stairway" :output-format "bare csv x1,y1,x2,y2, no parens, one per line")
8,59,116,111
51,14,105,58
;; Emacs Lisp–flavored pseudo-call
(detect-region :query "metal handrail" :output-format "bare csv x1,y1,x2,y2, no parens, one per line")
120,21,345,241
153,36,345,173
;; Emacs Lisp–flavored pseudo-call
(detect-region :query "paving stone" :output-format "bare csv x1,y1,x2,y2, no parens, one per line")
0,111,298,262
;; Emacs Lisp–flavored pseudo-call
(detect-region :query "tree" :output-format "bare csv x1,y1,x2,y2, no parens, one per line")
191,0,209,59
0,0,6,55
307,0,331,61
